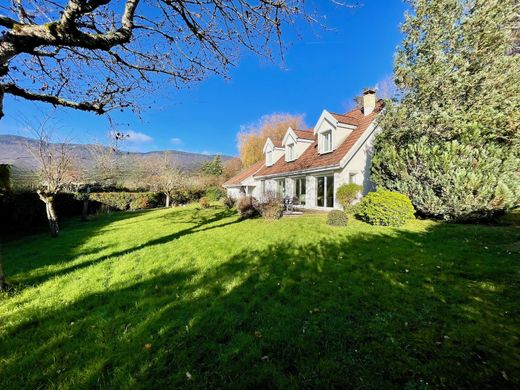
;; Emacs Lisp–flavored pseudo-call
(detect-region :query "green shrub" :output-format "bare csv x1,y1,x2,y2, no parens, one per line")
326,210,349,226
170,187,205,205
259,196,283,220
199,197,210,208
205,186,226,201
336,183,362,210
90,192,162,211
236,196,259,219
355,189,415,227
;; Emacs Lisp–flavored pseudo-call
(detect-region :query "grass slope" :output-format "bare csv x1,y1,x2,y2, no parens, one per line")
1,205,519,388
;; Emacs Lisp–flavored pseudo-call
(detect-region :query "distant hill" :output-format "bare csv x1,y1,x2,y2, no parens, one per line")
0,135,233,173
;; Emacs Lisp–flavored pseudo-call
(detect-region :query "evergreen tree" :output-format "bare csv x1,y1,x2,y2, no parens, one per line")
200,155,224,177
372,0,520,221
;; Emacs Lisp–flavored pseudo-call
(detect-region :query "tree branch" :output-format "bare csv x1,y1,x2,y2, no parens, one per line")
2,83,106,114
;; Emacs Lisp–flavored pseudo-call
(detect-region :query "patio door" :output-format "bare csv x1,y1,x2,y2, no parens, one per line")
295,177,306,205
316,175,334,207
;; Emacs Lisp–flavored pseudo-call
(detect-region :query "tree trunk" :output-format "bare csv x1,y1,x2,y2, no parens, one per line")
38,191,59,237
165,193,170,208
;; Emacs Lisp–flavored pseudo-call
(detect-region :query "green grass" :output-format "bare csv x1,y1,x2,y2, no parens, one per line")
1,205,519,388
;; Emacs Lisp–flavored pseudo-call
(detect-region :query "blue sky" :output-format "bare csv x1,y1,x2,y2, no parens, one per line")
0,1,407,156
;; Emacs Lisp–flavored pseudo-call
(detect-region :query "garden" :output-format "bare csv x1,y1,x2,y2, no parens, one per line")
1,203,519,388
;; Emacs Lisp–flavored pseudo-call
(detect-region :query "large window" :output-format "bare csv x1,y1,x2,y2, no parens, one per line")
277,179,286,197
295,177,306,205
316,175,334,207
321,131,332,153
286,143,295,161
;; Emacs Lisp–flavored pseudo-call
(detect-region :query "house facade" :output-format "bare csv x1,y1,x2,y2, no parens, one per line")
224,90,384,210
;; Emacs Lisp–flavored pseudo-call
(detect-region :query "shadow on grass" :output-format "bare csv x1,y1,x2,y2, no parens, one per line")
2,207,237,289
1,221,519,388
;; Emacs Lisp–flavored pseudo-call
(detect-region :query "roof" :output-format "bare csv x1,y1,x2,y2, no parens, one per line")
254,100,384,178
293,129,315,140
329,113,359,126
223,159,265,187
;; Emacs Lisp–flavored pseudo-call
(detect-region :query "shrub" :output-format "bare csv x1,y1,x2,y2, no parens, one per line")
223,195,236,209
355,189,415,227
236,196,259,219
90,192,162,211
205,186,226,202
259,195,283,220
336,183,362,210
199,197,210,208
170,187,205,205
326,210,349,226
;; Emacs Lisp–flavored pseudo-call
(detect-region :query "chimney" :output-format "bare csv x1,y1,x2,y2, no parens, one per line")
363,88,376,116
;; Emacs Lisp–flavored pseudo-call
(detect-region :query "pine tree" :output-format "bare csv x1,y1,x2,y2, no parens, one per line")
372,0,520,221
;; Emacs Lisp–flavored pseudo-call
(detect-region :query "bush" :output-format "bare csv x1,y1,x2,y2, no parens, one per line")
355,189,415,227
336,183,362,210
199,197,210,208
205,186,226,202
170,187,205,205
236,196,259,219
90,192,163,211
259,196,283,220
223,195,236,209
326,210,349,226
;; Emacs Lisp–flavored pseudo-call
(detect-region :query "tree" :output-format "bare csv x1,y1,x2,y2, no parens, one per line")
142,152,183,207
238,113,305,167
30,123,77,236
0,0,320,119
200,155,224,177
0,164,10,290
372,0,520,221
223,157,243,180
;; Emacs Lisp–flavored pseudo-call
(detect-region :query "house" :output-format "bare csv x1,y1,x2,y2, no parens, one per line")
223,90,384,210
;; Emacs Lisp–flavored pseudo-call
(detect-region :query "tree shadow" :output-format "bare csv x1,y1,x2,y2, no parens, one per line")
3,206,238,289
1,221,518,388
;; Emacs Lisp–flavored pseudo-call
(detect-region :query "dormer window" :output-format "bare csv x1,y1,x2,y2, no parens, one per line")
321,131,333,153
286,143,295,161
266,150,273,166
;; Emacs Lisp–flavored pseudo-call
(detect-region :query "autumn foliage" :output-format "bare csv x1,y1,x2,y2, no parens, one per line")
238,113,305,168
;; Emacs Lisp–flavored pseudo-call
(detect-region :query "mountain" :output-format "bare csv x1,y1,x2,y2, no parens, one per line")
0,134,233,172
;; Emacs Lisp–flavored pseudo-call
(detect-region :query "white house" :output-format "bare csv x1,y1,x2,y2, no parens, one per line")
223,90,384,210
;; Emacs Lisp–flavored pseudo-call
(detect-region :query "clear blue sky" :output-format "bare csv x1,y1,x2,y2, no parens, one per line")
0,1,407,156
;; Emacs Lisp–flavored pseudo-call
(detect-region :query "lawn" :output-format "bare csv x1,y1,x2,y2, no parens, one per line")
1,205,519,388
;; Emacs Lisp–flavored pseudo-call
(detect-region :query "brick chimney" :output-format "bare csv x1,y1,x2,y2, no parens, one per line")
363,88,376,116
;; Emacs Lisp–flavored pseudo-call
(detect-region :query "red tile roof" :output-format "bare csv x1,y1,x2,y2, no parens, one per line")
254,100,384,178
223,159,265,186
293,129,315,140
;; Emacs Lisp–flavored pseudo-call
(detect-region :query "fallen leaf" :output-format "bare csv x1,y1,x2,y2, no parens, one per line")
144,343,152,350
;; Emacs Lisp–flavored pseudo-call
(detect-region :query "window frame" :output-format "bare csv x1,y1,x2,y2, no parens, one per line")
321,130,333,153
316,175,334,208
286,143,295,161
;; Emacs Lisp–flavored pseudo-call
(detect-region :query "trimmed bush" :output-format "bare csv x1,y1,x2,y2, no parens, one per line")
355,189,415,227
199,197,210,208
327,210,349,227
205,186,226,202
170,187,205,205
90,192,163,211
259,197,283,220
236,196,259,219
336,183,362,210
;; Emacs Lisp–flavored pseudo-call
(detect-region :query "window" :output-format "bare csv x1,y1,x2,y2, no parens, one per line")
277,179,286,197
261,180,266,195
316,175,334,207
266,150,273,166
349,172,358,184
286,143,295,161
295,177,306,205
321,131,332,153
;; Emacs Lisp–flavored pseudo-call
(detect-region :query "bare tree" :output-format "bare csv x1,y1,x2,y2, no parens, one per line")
29,121,77,236
0,0,329,119
141,152,183,207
